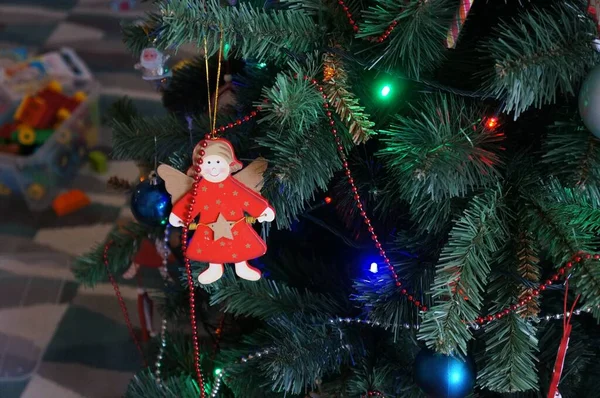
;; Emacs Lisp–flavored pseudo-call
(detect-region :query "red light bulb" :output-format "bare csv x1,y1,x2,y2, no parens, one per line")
324,196,332,204
486,117,498,129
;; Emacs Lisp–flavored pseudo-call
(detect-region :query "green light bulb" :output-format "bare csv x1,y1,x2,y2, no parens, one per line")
214,368,223,376
380,85,391,97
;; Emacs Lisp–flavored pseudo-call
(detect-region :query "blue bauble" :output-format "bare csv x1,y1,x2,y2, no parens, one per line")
130,177,172,227
414,349,475,398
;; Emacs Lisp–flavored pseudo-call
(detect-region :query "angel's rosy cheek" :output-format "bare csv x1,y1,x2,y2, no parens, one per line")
219,166,228,174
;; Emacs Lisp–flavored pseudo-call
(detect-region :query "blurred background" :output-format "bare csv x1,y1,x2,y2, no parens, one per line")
0,1,191,396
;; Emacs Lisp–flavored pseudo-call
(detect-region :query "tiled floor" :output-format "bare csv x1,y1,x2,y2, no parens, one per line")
0,0,190,396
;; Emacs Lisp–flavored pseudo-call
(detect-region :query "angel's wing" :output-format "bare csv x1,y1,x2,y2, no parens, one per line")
157,164,193,203
233,157,267,193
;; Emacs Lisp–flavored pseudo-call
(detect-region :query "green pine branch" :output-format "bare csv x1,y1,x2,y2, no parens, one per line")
357,0,454,78
203,270,344,320
522,178,600,265
219,318,349,395
221,364,285,398
377,94,504,204
257,60,323,129
477,235,538,393
331,153,388,237
72,222,159,287
478,313,539,393
255,62,353,228
403,191,456,235
543,116,600,189
126,371,202,398
519,177,600,315
345,334,422,398
514,225,541,317
570,258,600,311
124,0,320,64
418,187,507,355
110,113,204,164
322,52,375,144
543,179,600,235
122,14,163,56
104,96,139,125
481,2,600,118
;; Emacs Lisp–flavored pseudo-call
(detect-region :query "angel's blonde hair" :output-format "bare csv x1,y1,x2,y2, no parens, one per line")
194,139,242,172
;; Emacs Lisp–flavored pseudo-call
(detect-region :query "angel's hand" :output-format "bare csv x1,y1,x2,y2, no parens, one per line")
169,213,185,227
257,207,275,223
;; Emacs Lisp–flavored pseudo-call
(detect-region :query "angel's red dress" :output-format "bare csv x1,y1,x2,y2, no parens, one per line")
172,175,272,263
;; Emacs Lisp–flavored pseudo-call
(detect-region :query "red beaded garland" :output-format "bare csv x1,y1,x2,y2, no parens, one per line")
103,242,147,367
179,108,262,397
334,0,399,42
363,391,384,397
311,78,426,312
474,253,598,326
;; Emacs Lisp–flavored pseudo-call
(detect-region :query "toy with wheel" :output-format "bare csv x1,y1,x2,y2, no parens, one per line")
0,80,100,210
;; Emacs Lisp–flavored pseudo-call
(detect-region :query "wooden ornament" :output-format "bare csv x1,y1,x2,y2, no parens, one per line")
166,138,275,283
157,164,192,203
158,157,268,204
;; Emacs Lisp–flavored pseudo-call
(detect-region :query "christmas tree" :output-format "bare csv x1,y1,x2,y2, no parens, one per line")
73,0,600,397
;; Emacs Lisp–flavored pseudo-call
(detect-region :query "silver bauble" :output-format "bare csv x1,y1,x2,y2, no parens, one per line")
579,64,600,139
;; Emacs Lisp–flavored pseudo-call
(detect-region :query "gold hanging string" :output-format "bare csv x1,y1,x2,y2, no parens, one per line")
203,37,213,131
211,28,225,138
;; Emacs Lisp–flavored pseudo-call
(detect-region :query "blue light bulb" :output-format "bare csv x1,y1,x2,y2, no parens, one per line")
369,262,378,273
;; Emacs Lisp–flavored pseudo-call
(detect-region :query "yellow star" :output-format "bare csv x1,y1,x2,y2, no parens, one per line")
216,199,222,205
218,183,224,188
233,231,239,236
245,243,251,249
204,230,209,235
244,201,249,207
196,248,202,253
232,253,237,259
207,213,234,240
220,241,226,247
202,186,208,192
203,205,209,210
230,210,236,216
233,191,239,196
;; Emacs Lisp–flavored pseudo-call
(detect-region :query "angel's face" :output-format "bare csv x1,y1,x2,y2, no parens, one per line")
201,155,230,182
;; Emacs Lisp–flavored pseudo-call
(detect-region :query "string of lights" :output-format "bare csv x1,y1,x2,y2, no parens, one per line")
182,91,599,332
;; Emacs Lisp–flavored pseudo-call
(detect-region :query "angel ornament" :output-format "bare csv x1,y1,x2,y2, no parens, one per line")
134,47,172,81
158,138,274,284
